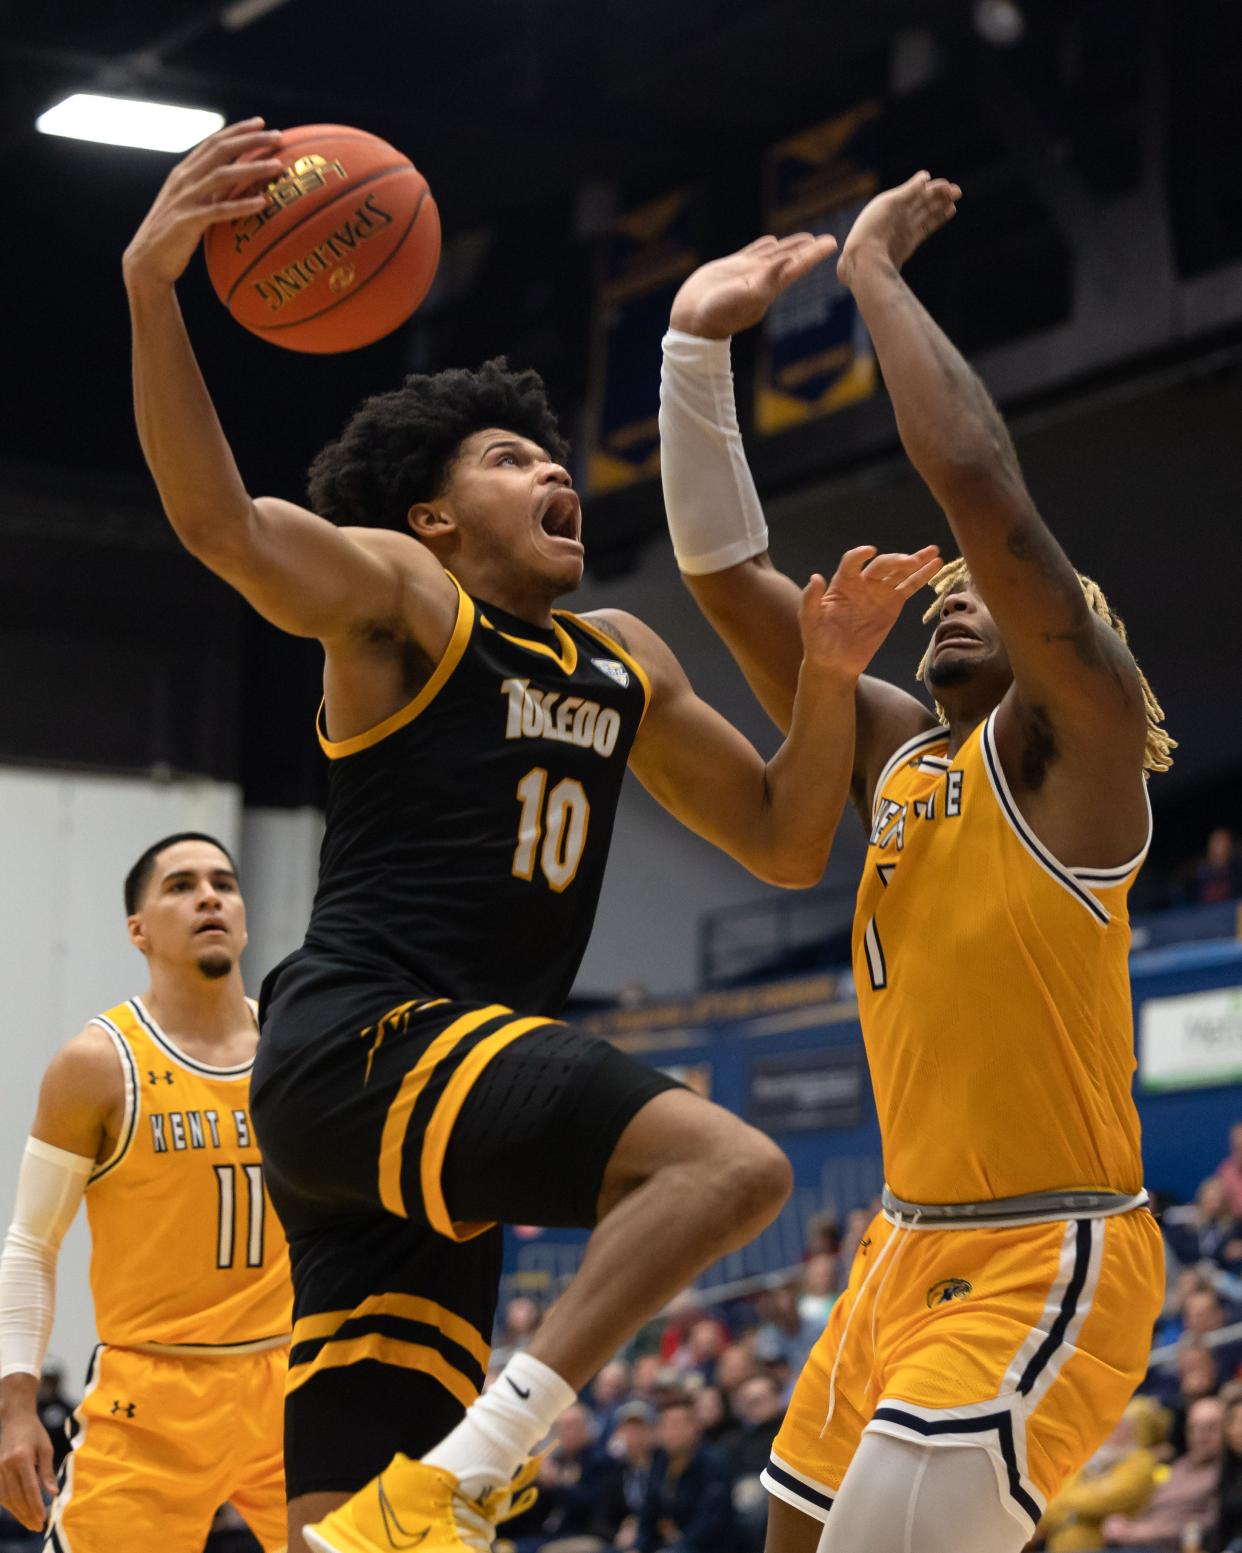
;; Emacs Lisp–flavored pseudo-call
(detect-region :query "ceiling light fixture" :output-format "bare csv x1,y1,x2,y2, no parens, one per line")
36,94,225,152
972,0,1026,47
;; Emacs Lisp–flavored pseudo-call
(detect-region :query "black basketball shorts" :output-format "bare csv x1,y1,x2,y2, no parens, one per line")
252,953,680,1499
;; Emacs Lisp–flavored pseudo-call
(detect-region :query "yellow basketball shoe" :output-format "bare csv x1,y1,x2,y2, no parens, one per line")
304,1455,540,1553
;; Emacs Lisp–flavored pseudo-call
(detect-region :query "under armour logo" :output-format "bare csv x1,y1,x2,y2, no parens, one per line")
110,1400,136,1418
148,1070,174,1085
377,1473,431,1548
859,1237,872,1254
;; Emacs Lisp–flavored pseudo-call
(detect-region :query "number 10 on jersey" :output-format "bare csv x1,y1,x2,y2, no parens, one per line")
512,768,590,892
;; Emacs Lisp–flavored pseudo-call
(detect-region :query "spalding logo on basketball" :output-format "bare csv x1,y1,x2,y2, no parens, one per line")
204,124,440,354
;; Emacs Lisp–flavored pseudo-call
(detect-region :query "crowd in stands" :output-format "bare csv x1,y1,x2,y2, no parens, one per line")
14,1122,1242,1553
495,1218,845,1553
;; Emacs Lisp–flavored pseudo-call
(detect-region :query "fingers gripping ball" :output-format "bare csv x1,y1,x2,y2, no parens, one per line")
204,125,440,353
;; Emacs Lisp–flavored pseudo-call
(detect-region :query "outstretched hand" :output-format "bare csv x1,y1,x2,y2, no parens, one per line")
669,232,838,340
837,172,961,289
799,545,943,678
122,117,286,293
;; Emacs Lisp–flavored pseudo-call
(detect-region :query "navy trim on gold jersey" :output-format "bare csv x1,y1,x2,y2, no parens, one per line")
980,711,1111,926
130,999,254,1081
317,575,475,759
870,725,949,816
1069,785,1153,886
86,1018,138,1185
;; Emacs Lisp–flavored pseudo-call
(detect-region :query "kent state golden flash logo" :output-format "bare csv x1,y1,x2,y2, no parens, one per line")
926,1278,972,1308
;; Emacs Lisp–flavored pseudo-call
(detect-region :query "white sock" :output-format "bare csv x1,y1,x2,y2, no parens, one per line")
423,1352,576,1501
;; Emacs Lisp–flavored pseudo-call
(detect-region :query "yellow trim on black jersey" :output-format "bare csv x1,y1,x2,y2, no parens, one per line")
421,1014,557,1242
291,1294,490,1371
376,1004,510,1217
316,576,475,760
480,612,580,676
285,1332,479,1408
562,612,653,724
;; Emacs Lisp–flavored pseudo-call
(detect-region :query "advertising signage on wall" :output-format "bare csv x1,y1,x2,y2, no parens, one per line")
755,103,881,436
748,1047,867,1134
587,189,703,495
1139,985,1242,1091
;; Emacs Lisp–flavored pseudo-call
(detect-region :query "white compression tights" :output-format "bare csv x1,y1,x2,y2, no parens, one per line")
816,1434,1030,1553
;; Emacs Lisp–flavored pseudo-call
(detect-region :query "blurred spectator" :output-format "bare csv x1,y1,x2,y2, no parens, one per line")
1218,1126,1242,1221
724,1373,785,1553
1185,1288,1242,1381
1195,830,1242,906
715,1344,758,1403
1101,1395,1224,1548
590,1359,632,1443
1167,1180,1242,1273
1209,1392,1242,1553
494,1295,543,1366
691,1385,733,1447
839,1205,876,1273
596,1402,657,1551
1155,1271,1219,1351
674,1319,728,1383
1040,1396,1168,1552
723,1375,784,1479
797,1253,840,1333
751,1328,794,1406
506,1404,618,1552
657,1294,708,1365
1168,1347,1223,1458
631,1354,662,1403
636,1399,734,1553
753,1286,811,1374
802,1211,841,1259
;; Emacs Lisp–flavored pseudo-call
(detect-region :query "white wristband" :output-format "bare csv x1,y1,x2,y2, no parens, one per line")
659,328,769,575
0,1137,92,1380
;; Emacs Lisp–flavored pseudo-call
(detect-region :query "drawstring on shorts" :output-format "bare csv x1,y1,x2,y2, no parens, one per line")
820,1206,922,1438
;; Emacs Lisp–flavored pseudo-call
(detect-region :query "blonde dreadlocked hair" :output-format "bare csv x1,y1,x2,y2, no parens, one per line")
915,557,1175,775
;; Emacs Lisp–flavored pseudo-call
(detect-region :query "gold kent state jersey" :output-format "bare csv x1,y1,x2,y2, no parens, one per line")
853,710,1150,1205
84,999,292,1349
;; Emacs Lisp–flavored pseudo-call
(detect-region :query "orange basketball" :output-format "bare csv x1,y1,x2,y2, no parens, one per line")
204,124,440,354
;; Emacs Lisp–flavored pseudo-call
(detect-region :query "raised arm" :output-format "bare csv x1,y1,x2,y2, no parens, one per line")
836,174,1149,769
122,119,454,650
589,544,937,888
659,239,938,814
0,1031,120,1532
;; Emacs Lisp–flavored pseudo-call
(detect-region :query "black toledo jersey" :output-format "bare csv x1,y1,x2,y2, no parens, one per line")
302,576,649,1012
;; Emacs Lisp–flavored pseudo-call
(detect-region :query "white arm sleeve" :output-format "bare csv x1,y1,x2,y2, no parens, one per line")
659,328,769,575
0,1138,92,1380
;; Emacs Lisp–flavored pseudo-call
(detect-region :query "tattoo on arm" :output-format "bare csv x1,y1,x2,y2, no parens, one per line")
600,615,630,653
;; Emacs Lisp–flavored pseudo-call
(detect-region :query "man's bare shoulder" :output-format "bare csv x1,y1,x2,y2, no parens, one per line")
45,1024,125,1101
30,1024,125,1156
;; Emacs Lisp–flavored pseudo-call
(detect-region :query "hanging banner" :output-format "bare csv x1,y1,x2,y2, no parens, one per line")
588,190,702,494
755,103,881,436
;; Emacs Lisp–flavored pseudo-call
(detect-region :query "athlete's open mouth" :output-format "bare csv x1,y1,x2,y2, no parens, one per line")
538,490,582,543
933,622,982,649
194,918,227,935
